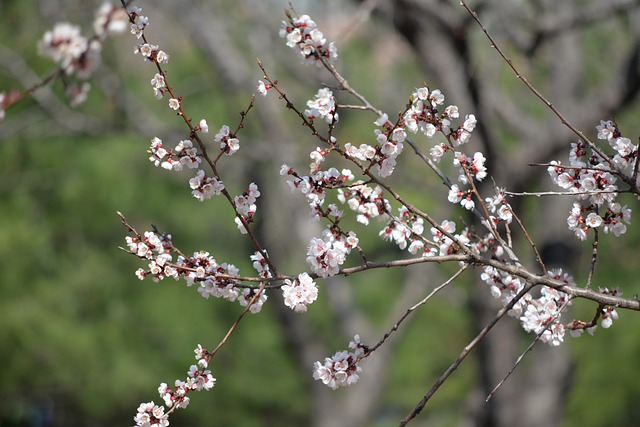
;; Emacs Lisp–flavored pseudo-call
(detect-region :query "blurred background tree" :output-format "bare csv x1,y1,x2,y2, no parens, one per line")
1,0,639,426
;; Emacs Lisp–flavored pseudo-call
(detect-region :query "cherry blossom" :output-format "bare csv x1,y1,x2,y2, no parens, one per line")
257,80,270,96
104,6,640,424
215,125,240,156
282,272,318,312
197,119,209,133
305,88,338,123
338,184,390,226
189,170,224,201
169,98,180,110
599,287,621,328
134,401,169,427
150,73,166,99
93,2,128,39
306,228,358,278
280,13,338,65
313,336,366,389
39,23,88,71
238,288,268,313
250,250,272,278
485,187,513,223
128,6,149,39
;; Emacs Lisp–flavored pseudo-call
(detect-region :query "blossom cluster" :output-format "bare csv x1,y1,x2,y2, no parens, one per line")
453,151,487,184
566,201,631,239
39,3,127,73
342,87,480,191
125,231,174,280
401,87,477,150
147,135,226,202
378,206,425,254
129,7,169,64
34,2,127,107
149,137,202,171
426,220,471,257
480,267,621,345
125,232,267,313
282,164,354,217
190,170,225,202
342,111,411,178
129,6,149,39
548,121,636,240
519,286,570,346
481,267,571,345
484,187,514,224
337,183,390,226
281,272,318,312
279,13,338,66
596,120,638,170
39,23,97,77
596,287,621,329
306,227,359,278
184,250,267,314
337,181,502,259
233,182,261,233
134,345,216,427
391,87,486,210
136,41,170,65
215,125,240,156
305,88,338,124
313,335,366,389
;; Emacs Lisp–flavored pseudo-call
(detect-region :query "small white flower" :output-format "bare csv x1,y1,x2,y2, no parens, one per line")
169,98,180,110
585,212,603,228
257,80,269,96
199,119,208,133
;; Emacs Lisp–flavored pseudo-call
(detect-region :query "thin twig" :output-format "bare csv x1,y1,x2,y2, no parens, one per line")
586,228,599,290
366,266,468,355
399,282,535,426
509,208,547,276
458,0,617,173
485,296,573,402
208,282,267,358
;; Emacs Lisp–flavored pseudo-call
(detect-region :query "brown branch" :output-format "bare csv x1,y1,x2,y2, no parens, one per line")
340,254,640,312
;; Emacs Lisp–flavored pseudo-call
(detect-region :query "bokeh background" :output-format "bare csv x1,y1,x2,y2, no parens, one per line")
1,0,640,426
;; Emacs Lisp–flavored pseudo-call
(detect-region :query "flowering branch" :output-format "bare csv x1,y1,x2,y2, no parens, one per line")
0,3,129,119
8,2,640,426
126,5,639,423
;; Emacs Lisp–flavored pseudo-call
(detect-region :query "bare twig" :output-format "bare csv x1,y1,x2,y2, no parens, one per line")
399,281,535,426
485,296,574,402
509,208,547,276
586,228,599,290
458,0,617,172
366,266,468,355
